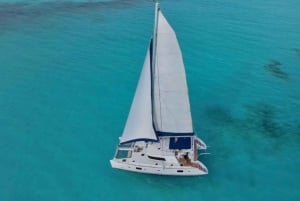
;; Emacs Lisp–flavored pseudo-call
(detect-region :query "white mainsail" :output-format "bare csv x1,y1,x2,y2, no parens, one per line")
119,47,157,144
152,11,193,134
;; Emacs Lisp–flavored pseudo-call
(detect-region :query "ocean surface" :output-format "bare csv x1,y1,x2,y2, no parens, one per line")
0,0,300,200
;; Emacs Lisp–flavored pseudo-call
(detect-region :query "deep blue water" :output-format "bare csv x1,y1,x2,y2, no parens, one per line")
0,0,300,201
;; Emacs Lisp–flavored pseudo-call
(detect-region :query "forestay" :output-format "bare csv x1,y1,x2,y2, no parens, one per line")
120,47,157,144
152,11,193,134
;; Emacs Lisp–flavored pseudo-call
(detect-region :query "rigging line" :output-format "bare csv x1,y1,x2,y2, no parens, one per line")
156,56,163,130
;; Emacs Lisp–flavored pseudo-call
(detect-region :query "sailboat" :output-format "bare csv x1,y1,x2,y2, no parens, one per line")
110,2,208,176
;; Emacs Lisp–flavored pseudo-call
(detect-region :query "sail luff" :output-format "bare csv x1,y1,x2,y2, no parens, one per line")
151,2,160,130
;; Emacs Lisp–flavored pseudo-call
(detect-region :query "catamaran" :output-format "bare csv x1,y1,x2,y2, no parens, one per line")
110,2,208,176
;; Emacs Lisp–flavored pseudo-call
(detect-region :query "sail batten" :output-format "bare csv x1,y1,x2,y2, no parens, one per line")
152,11,193,134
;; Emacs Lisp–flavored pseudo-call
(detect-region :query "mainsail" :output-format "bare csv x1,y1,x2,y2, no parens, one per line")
119,47,157,144
152,10,193,135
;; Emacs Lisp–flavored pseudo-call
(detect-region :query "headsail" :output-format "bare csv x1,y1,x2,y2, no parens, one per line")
152,10,193,135
120,46,157,144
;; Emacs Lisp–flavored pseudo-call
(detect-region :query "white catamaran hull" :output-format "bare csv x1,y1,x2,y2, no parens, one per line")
110,160,207,176
110,137,208,176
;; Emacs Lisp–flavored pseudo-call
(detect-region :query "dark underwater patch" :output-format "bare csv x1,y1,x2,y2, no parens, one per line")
203,103,282,136
243,103,282,138
203,103,300,151
203,105,233,125
292,48,300,58
264,60,288,80
202,103,300,141
0,0,140,26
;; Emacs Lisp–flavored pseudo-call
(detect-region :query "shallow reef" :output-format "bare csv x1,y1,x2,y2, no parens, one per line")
0,0,135,27
203,103,285,139
264,60,289,80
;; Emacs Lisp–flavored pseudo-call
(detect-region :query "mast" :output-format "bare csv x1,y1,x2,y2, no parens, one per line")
152,1,159,72
151,1,160,131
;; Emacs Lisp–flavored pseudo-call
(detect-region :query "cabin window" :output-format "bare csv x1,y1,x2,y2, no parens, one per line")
116,150,132,159
169,137,191,149
119,143,133,148
148,155,166,161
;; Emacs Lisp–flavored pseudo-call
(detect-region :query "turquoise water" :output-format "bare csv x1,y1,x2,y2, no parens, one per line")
0,0,300,200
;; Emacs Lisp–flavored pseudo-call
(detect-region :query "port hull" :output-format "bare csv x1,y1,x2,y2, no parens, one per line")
110,159,207,176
